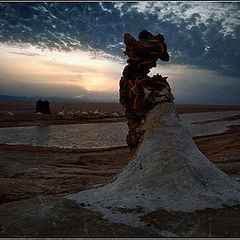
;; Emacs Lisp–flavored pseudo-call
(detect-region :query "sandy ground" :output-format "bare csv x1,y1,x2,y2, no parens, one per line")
1,104,240,237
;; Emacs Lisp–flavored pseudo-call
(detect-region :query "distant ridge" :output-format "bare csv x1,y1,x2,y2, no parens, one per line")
0,95,118,103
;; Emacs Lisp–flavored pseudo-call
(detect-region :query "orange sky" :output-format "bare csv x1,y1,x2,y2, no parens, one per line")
0,43,238,104
0,43,124,100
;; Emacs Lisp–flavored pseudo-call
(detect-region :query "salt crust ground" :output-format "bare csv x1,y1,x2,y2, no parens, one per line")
181,111,240,137
66,102,240,229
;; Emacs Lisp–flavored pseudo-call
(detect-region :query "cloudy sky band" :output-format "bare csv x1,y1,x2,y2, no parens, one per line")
0,2,239,104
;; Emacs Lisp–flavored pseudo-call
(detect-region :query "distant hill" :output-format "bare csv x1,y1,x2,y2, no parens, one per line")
0,95,117,103
0,95,35,102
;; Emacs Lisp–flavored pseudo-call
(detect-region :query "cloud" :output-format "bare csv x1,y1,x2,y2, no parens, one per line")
67,79,80,82
8,51,41,56
0,72,118,100
151,64,240,105
0,2,239,81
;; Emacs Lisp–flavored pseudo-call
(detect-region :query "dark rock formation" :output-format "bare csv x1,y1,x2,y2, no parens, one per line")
36,99,51,114
119,30,174,152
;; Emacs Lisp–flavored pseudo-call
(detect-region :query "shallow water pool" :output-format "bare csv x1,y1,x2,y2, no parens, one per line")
0,122,128,149
1,111,240,149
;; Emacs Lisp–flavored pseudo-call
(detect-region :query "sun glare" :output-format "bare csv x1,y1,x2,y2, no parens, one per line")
0,43,124,96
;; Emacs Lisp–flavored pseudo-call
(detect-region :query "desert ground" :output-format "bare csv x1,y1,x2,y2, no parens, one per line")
0,102,240,237
1,101,240,128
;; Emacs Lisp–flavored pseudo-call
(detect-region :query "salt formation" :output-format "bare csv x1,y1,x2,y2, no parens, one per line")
57,111,65,116
94,109,100,114
99,111,105,117
67,30,240,214
35,112,43,115
81,111,88,115
67,110,74,115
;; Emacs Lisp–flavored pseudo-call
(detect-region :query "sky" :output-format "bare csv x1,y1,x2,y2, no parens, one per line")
0,2,240,104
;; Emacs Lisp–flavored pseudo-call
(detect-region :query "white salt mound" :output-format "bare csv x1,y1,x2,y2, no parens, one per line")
57,111,65,116
67,110,74,115
66,102,240,215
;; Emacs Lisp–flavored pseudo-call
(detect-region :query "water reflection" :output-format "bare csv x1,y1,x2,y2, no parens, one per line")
34,125,51,146
0,122,128,149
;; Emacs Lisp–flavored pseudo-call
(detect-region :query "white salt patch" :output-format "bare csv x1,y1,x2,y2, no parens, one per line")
35,112,43,115
67,110,74,115
57,112,65,116
186,119,240,137
179,111,240,137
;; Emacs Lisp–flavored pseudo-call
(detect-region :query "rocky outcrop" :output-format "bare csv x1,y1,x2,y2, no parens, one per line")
119,30,173,152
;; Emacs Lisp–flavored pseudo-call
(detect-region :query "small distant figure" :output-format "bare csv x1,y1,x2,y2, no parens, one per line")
36,99,51,114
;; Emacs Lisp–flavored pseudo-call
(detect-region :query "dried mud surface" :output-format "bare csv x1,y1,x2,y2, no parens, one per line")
141,204,240,237
0,196,155,237
0,146,130,204
1,107,240,237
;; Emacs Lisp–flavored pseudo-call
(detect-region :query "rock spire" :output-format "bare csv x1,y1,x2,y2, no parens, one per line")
119,30,173,152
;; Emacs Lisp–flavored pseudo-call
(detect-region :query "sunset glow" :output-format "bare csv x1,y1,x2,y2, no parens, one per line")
0,2,239,104
0,43,124,99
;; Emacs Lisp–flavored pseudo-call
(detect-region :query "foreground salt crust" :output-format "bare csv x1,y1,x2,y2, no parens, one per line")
66,102,240,213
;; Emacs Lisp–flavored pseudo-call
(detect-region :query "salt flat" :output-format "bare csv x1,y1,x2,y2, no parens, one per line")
0,109,240,237
180,110,240,123
0,110,240,149
179,110,240,137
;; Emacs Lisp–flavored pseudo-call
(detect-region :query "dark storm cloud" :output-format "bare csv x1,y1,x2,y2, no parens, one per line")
0,2,240,77
9,51,41,56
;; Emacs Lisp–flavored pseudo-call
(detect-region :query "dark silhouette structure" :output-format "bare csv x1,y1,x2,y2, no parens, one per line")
36,99,51,114
119,29,173,152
